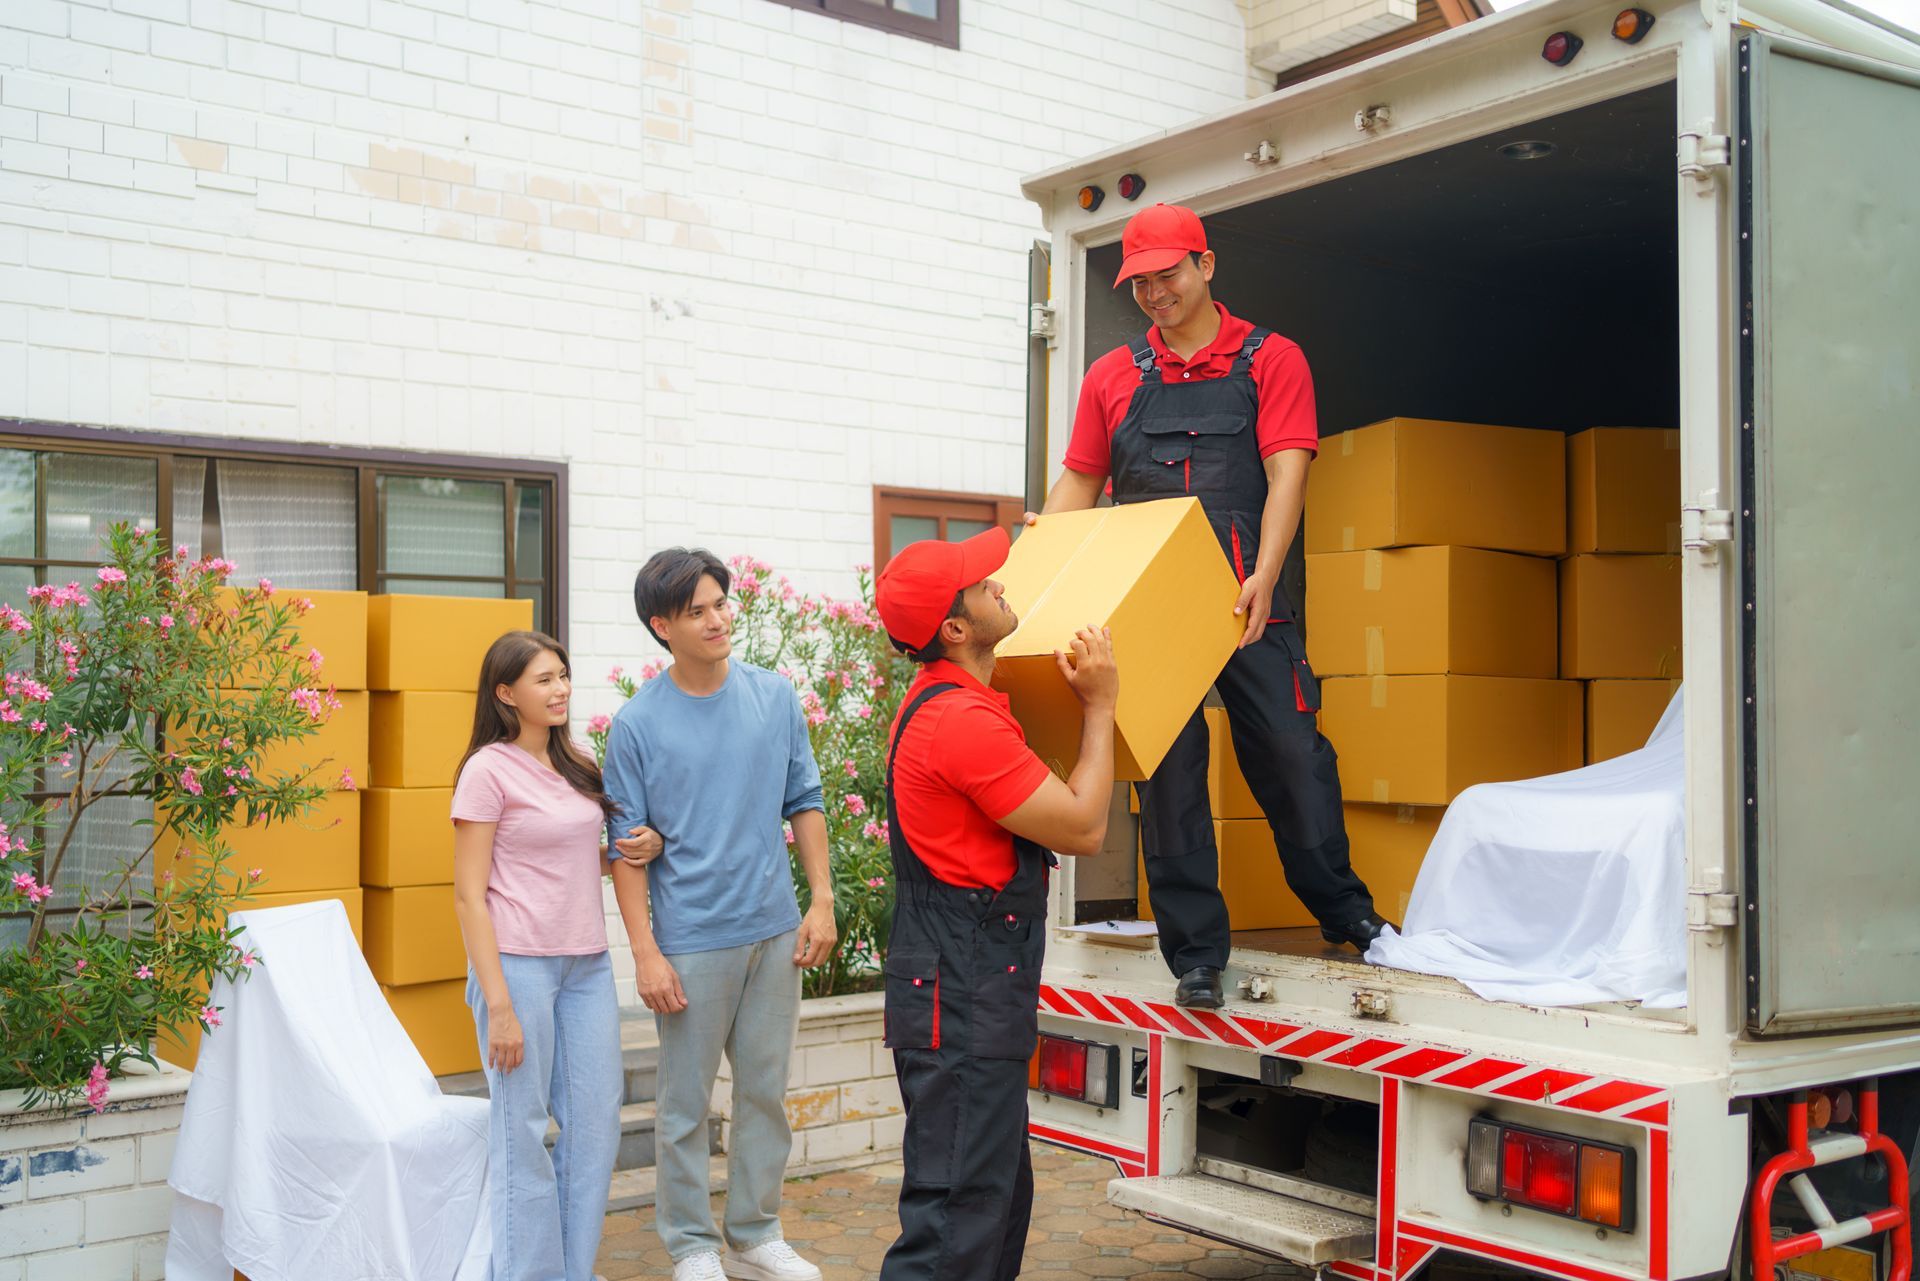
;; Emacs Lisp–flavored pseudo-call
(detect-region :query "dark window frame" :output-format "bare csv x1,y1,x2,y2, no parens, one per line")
0,417,569,642
872,484,1022,567
767,0,960,49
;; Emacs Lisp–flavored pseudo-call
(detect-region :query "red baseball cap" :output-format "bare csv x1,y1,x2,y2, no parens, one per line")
876,526,1011,652
1114,203,1208,287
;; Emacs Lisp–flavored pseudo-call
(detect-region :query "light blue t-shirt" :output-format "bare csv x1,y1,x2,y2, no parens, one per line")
601,661,824,956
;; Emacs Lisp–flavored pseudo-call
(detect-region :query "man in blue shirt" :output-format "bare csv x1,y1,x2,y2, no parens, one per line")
603,547,835,1281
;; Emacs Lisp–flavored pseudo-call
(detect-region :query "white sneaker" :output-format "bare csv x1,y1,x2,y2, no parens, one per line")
722,1239,823,1281
673,1252,727,1281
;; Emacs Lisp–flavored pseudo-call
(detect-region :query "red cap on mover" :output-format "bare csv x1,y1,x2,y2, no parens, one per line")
876,526,1011,653
1114,203,1208,286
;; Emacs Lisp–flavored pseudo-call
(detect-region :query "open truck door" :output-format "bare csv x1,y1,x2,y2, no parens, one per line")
1738,32,1920,1036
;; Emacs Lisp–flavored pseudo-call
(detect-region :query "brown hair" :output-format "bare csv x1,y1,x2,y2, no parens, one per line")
455,630,615,816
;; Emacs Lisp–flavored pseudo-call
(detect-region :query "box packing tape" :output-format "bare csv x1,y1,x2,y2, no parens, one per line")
1342,527,1356,551
1393,804,1420,824
1362,550,1384,591
1364,627,1386,676
1373,779,1391,803
1342,432,1355,455
1370,675,1390,708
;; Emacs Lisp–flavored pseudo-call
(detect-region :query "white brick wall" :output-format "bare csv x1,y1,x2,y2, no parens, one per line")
3,0,1256,1002
0,1068,188,1281
2,0,1250,662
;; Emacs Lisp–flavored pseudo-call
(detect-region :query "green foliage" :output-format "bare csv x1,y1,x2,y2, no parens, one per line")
589,557,913,998
0,527,342,1108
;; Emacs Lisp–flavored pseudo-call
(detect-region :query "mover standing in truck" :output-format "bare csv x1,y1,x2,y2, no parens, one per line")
872,528,1119,1281
1037,202,1389,1009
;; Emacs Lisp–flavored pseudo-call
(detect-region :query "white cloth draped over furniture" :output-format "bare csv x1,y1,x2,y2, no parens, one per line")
1366,687,1687,1009
166,900,492,1281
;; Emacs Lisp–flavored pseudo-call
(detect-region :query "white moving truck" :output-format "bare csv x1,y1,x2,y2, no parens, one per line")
1016,0,1919,1276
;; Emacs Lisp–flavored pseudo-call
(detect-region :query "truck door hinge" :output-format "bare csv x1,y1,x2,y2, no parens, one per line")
1682,494,1734,563
1677,125,1731,193
1244,139,1279,167
1688,890,1740,931
1028,303,1057,344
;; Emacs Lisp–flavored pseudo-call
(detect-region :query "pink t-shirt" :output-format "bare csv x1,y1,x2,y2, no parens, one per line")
450,742,608,956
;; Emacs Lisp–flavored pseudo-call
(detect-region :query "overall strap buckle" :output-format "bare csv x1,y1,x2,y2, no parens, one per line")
1230,328,1272,375
1128,335,1161,383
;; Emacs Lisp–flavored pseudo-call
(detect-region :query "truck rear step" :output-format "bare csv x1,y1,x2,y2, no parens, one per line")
1106,1164,1376,1265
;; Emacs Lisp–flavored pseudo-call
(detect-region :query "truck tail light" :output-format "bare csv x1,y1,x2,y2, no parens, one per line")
1466,1117,1637,1231
1542,31,1584,65
1029,1033,1119,1108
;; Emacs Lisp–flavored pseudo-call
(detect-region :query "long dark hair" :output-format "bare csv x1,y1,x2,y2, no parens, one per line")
455,630,615,817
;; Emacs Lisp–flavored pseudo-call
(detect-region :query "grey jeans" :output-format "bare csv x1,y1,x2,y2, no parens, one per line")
653,928,802,1262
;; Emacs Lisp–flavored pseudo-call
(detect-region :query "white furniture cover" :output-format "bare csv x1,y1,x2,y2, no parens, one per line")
1365,686,1687,1009
166,899,492,1281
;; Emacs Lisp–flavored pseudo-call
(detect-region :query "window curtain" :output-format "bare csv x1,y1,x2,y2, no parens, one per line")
213,459,358,590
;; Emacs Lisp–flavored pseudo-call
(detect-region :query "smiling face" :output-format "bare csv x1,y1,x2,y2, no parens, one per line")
1130,250,1216,334
497,646,572,729
650,573,734,663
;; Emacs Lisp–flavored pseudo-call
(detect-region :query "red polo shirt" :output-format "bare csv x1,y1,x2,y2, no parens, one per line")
888,660,1053,891
1064,302,1319,478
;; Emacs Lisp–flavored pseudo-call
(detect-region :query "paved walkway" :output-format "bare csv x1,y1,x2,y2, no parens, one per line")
596,1145,1312,1279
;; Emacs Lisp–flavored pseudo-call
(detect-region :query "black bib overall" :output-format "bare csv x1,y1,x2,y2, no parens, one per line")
877,683,1052,1281
1110,330,1374,975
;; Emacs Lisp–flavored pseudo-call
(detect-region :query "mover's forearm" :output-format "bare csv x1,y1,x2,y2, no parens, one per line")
1061,705,1118,853
1254,451,1310,583
1042,468,1106,514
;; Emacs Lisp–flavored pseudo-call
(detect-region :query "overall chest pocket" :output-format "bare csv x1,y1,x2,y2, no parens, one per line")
1140,412,1248,440
882,949,941,1050
967,916,1044,1061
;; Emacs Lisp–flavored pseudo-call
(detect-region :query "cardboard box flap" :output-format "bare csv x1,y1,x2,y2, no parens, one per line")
994,498,1241,780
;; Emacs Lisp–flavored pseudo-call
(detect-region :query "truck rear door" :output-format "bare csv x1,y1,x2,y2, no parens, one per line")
1738,31,1920,1034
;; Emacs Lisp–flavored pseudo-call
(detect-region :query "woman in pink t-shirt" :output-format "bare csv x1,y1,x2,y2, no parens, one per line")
451,629,622,1281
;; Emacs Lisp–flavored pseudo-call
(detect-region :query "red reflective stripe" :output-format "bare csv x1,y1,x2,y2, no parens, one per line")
931,972,940,1049
1183,458,1190,491
1294,667,1313,713
1230,525,1246,583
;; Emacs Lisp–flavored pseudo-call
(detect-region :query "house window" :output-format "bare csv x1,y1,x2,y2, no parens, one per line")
0,425,564,636
0,421,568,944
768,0,959,49
873,486,1023,566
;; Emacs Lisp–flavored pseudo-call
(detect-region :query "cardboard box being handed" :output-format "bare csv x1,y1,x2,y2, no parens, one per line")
992,497,1242,780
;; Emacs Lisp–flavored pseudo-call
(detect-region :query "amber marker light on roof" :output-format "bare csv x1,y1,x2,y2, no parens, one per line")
1612,8,1655,41
1078,185,1105,212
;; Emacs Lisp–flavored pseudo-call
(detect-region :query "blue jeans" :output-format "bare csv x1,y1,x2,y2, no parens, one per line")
468,951,623,1281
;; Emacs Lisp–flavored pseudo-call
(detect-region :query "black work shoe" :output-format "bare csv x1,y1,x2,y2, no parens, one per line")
1320,913,1393,952
1174,966,1225,1008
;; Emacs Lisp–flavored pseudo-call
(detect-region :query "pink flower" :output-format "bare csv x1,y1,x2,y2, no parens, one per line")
54,753,72,769
844,794,868,816
307,648,324,671
12,871,38,896
135,965,152,980
0,604,28,634
856,705,873,720
199,1006,222,1030
855,562,872,574
257,577,274,596
639,660,665,681
588,714,611,735
783,827,795,847
95,566,127,586
74,959,87,974
806,708,827,727
339,768,356,791
176,543,190,558
607,666,624,681
866,874,887,888
180,767,202,796
0,704,19,724
843,760,859,779
862,822,885,843
84,1062,109,1114
159,613,174,632
224,784,237,796
29,720,45,733
235,948,257,969
247,867,262,882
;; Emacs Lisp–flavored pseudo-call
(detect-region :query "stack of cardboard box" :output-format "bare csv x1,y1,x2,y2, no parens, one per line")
361,595,532,1076
1304,418,1585,920
159,590,371,1069
1563,427,1683,762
